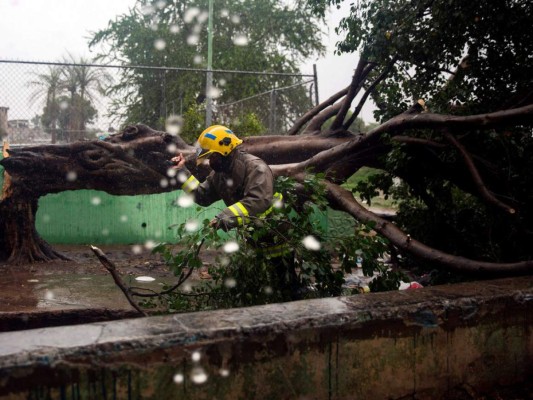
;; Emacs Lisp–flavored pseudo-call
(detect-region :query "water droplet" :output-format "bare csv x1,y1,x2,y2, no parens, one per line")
66,171,77,182
185,219,199,232
27,279,39,283
135,276,156,282
233,34,248,46
191,351,201,362
263,286,273,295
170,179,177,186
191,367,208,384
219,368,230,377
154,38,166,50
170,24,180,34
218,78,227,86
45,290,54,300
102,228,109,236
226,178,233,187
132,245,142,255
120,215,128,223
273,199,283,209
59,100,69,110
167,168,177,177
192,24,202,34
167,143,178,153
219,255,230,266
166,115,183,135
177,171,187,183
91,197,101,206
193,55,203,64
144,240,156,250
156,0,166,9
187,34,199,45
154,230,162,238
42,214,51,223
220,9,229,18
173,373,184,384
184,7,200,23
140,5,155,15
177,194,194,208
231,15,241,24
207,86,222,99
182,283,192,293
198,11,209,23
223,240,239,254
302,235,321,251
160,178,169,188
224,277,236,288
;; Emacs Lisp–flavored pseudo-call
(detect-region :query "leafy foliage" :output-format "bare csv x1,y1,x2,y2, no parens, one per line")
89,0,325,131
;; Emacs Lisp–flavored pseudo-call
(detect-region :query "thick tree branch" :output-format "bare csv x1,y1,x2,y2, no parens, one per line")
442,129,516,214
325,181,533,274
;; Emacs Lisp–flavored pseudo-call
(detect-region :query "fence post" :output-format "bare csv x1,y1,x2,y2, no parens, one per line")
313,64,319,106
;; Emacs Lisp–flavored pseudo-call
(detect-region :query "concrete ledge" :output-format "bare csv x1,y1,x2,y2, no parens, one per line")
0,276,532,399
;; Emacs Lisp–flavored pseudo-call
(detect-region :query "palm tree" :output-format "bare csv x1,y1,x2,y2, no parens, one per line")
27,66,62,143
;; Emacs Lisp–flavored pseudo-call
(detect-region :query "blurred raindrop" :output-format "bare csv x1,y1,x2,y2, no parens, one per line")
191,367,208,385
187,34,199,45
302,235,321,251
207,86,222,99
193,55,203,64
160,178,169,188
154,230,162,238
224,277,237,288
45,290,54,300
192,351,201,362
170,24,180,34
182,283,192,292
66,171,77,182
226,178,234,187
184,7,200,23
233,34,248,46
170,178,177,186
42,214,51,223
27,279,39,283
135,276,156,282
91,197,101,206
178,194,195,208
166,115,183,136
131,245,143,255
102,228,109,236
198,11,209,23
192,24,202,34
156,0,166,9
144,240,156,250
59,100,69,110
154,38,166,50
231,15,241,24
185,219,199,232
177,172,187,183
219,368,230,377
263,286,273,295
223,240,239,253
173,373,184,384
167,143,178,153
140,5,155,15
218,78,227,86
220,9,229,18
120,215,128,223
167,168,177,177
219,255,230,266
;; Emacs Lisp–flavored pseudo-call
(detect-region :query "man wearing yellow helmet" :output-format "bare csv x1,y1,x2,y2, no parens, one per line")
171,125,300,299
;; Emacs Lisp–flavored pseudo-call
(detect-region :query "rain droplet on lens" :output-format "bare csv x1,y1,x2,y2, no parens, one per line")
218,78,227,86
144,240,156,250
187,34,199,45
141,5,155,15
91,197,101,206
226,178,233,187
263,286,273,295
177,172,187,183
135,276,155,282
185,219,199,232
102,228,109,236
223,240,239,253
156,0,166,9
302,235,321,251
192,351,201,362
45,290,54,300
66,171,77,182
154,39,166,50
233,34,248,46
120,215,128,223
167,143,177,153
207,86,222,99
42,214,51,223
193,55,203,64
224,277,236,288
231,15,241,24
177,194,194,208
184,7,200,23
170,24,180,34
160,178,169,188
60,100,69,110
173,373,184,384
220,9,229,18
191,367,208,384
167,168,177,177
131,245,143,255
219,368,230,377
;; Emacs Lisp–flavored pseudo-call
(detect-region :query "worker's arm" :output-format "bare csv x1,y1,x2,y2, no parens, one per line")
215,160,274,231
171,154,218,207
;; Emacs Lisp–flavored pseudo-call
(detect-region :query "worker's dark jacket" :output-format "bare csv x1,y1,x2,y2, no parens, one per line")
179,150,278,231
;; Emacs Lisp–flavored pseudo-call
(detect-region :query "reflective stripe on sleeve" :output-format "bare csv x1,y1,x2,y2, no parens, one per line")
181,175,200,193
258,192,283,218
257,243,292,258
227,201,249,226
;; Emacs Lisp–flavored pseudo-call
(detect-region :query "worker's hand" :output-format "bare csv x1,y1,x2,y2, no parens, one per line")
170,153,186,169
209,218,219,229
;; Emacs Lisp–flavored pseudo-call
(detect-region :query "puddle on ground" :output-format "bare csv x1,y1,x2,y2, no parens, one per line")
0,272,177,312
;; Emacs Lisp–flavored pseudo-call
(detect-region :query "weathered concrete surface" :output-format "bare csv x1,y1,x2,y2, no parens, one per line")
0,276,532,399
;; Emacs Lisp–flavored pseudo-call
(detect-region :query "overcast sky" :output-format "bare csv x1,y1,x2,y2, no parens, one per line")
0,0,374,122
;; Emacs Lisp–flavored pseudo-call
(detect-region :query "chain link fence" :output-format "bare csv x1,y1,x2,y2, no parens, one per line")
0,60,317,146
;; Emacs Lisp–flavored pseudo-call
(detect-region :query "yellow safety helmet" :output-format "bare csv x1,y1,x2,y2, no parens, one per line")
195,125,243,163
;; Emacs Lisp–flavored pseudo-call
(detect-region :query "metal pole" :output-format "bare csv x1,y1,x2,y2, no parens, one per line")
313,63,319,106
205,0,214,127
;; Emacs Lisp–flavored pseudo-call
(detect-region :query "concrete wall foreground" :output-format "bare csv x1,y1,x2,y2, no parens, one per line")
0,276,532,399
